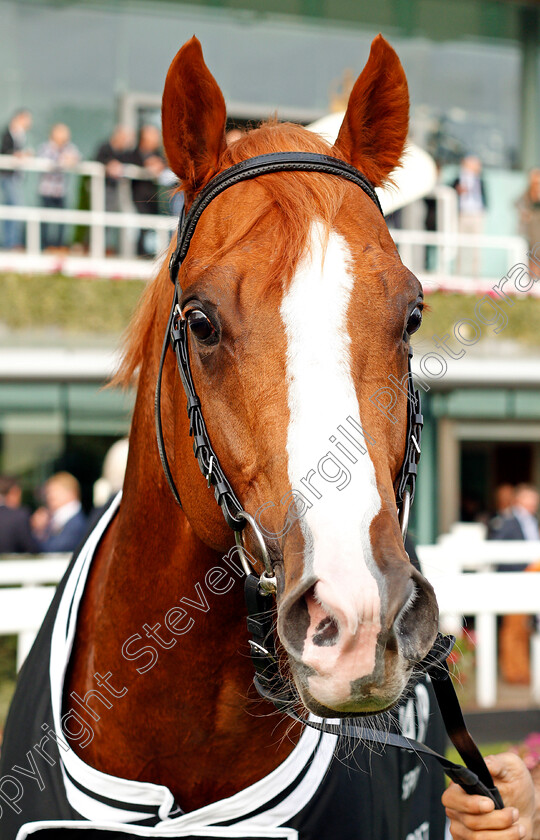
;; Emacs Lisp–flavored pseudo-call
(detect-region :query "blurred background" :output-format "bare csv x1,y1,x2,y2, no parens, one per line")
1,0,540,750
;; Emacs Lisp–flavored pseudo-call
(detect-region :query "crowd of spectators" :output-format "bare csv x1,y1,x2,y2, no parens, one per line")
3,107,540,270
0,108,175,256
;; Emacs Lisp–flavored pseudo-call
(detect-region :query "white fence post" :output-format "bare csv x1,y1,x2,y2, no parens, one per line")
532,634,540,704
26,217,41,255
89,167,106,259
476,612,498,708
419,540,540,708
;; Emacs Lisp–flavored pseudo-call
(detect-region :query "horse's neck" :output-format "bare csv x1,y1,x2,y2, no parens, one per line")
65,367,297,811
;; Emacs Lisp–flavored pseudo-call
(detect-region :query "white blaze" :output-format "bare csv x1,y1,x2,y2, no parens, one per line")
280,221,382,702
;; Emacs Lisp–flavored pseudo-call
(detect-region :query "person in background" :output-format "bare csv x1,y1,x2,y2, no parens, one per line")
491,483,540,544
94,125,135,252
225,128,244,145
488,483,516,539
31,471,87,552
0,475,39,554
0,108,33,249
92,438,129,508
125,124,166,256
489,483,540,684
453,155,487,277
517,168,540,276
37,123,81,249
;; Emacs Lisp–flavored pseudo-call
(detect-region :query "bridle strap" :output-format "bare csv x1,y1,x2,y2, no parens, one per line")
169,151,383,286
169,304,245,530
155,294,182,507
154,286,246,528
283,694,503,807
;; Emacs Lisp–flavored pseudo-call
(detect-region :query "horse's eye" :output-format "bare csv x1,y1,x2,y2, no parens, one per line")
185,309,217,343
405,306,423,338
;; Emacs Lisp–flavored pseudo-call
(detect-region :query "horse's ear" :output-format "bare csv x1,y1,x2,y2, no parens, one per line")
333,35,409,187
162,37,227,198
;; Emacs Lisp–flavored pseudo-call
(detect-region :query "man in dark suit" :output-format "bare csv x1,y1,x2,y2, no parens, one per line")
0,475,39,553
489,483,539,545
32,472,87,552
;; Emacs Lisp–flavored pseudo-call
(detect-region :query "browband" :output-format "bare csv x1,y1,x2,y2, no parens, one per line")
168,151,383,287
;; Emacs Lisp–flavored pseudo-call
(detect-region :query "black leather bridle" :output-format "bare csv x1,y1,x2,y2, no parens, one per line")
156,151,422,539
154,150,502,810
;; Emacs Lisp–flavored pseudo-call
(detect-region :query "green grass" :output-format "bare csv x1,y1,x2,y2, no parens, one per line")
1,275,540,346
0,637,17,740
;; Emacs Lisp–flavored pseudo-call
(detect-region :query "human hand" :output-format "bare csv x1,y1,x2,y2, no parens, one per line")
105,159,123,179
60,151,80,168
443,753,536,839
144,155,165,176
31,507,50,536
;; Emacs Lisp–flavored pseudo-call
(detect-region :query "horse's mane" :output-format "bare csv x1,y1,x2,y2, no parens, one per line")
114,121,349,387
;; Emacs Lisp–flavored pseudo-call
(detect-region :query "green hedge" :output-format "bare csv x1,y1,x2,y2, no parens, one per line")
418,291,540,348
1,275,540,346
0,273,146,335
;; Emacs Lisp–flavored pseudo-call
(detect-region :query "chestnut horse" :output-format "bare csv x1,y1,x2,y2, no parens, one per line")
73,30,438,794
0,34,450,840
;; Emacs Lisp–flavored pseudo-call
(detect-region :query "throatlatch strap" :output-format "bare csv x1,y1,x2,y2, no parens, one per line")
281,705,504,809
154,292,182,507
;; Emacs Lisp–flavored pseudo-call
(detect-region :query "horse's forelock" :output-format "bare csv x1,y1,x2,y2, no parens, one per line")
199,121,349,291
113,120,361,388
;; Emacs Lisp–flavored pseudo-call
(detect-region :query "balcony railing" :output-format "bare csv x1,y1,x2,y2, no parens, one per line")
0,154,531,287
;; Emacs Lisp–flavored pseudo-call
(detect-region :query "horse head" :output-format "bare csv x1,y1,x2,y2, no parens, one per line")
158,36,439,718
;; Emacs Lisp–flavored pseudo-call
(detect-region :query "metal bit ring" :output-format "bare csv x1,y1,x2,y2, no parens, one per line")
234,510,277,594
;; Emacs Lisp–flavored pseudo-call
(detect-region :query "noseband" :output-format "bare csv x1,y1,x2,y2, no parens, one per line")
154,150,502,810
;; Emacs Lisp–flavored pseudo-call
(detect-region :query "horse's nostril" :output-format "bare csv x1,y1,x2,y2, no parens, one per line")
313,616,339,647
397,569,438,661
281,583,342,657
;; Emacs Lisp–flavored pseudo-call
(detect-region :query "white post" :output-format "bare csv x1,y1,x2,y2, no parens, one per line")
27,217,41,255
17,583,39,670
476,612,498,707
118,178,135,258
156,226,169,256
89,166,106,259
532,633,540,704
17,629,37,670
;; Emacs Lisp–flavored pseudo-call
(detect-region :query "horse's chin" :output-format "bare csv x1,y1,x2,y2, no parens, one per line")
289,657,413,718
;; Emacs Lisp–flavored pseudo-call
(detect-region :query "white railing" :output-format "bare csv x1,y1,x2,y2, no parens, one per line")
1,544,540,708
391,228,527,282
0,204,175,260
0,153,177,272
0,154,531,287
419,537,540,575
419,539,540,708
0,555,69,669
